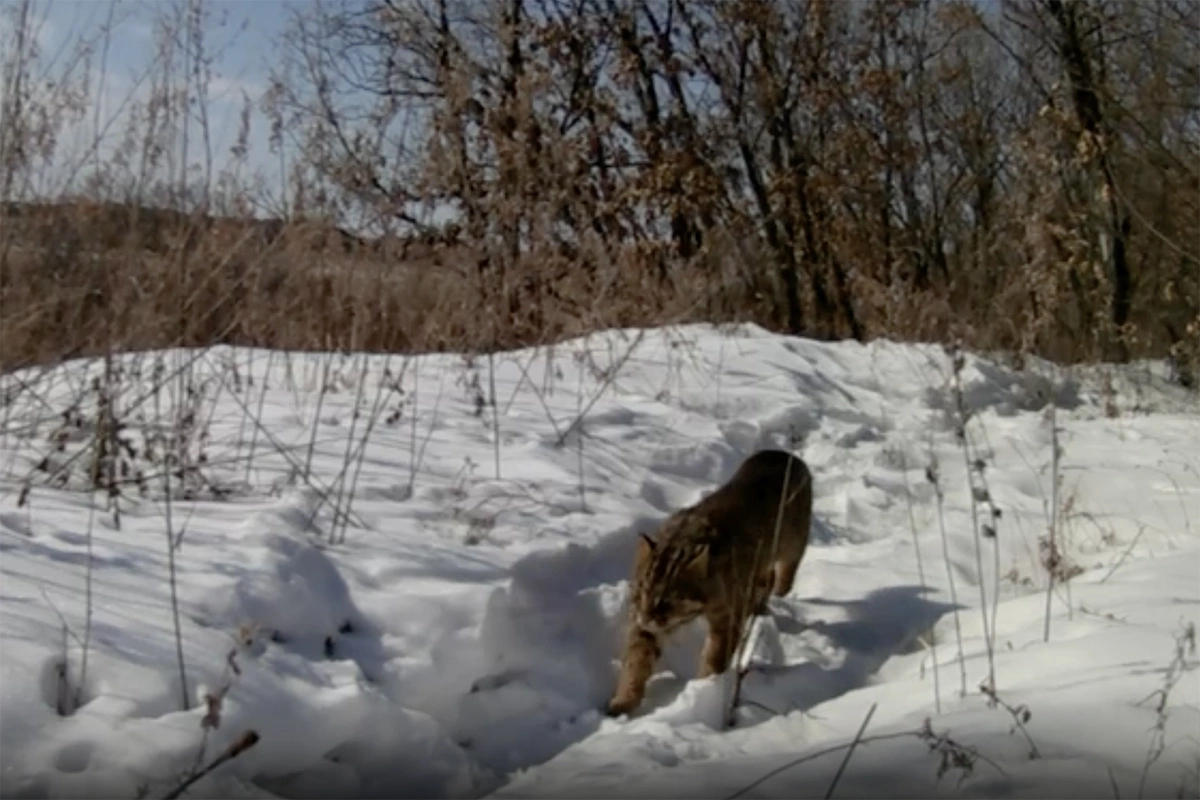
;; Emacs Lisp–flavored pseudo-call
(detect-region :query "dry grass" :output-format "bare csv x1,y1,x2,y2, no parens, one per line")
1,197,1192,380
0,198,780,372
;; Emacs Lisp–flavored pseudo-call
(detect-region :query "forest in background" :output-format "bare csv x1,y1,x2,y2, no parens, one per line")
1,0,1197,381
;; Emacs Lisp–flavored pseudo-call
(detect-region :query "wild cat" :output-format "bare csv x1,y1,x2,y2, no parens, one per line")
606,449,813,717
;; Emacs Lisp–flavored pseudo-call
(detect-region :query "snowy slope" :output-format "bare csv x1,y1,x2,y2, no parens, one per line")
0,324,1196,799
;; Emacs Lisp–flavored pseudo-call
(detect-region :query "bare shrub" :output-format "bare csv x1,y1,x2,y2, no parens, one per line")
2,0,1196,369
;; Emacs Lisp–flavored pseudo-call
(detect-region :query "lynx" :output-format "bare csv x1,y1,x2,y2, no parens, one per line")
606,449,813,717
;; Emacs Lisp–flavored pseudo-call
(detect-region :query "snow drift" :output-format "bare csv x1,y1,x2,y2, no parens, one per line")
0,324,1196,799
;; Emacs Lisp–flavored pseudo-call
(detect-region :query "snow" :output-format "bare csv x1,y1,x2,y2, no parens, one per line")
0,323,1196,799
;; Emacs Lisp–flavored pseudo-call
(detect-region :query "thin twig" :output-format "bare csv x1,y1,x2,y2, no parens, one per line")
725,718,1006,800
330,353,370,543
157,358,189,712
726,731,913,800
928,455,968,698
948,346,997,699
77,492,98,708
1044,402,1061,641
823,702,878,799
337,354,399,544
488,350,502,480
161,730,259,800
1099,524,1147,584
899,446,942,714
555,329,646,447
303,353,333,481
980,682,1041,760
243,350,274,488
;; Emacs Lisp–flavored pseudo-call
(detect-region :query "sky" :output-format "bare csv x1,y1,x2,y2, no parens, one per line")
5,0,300,208
6,0,1011,226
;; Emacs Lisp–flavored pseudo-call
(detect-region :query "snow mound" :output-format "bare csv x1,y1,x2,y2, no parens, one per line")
1,324,1196,799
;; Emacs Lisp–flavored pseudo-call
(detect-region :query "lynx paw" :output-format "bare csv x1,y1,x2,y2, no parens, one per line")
605,695,639,717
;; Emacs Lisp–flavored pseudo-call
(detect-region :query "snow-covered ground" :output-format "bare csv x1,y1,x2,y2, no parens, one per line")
0,324,1196,799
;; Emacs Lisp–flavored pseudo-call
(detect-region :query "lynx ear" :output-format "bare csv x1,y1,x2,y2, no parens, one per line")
637,532,657,555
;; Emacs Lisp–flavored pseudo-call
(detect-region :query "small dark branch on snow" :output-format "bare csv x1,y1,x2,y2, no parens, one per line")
726,716,1005,800
823,702,877,799
1108,766,1123,799
1135,621,1198,799
162,730,259,800
979,682,1041,759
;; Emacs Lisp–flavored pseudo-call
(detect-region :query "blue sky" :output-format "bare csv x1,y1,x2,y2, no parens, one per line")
12,0,1010,223
9,0,301,203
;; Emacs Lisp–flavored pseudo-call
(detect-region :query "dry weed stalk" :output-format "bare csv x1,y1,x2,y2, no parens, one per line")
898,445,943,714
926,454,969,699
1134,621,1198,799
726,711,1005,799
1041,398,1077,639
946,343,999,701
979,682,1041,760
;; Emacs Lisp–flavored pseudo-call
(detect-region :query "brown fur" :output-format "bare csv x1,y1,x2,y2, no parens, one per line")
606,449,814,717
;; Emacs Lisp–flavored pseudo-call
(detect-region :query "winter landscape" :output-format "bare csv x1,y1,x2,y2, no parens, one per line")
0,324,1196,799
2,1,1197,796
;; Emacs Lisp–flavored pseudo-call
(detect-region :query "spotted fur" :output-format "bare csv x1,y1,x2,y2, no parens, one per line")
606,449,813,717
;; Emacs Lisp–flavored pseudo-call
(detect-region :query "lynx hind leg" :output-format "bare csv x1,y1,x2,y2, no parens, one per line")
606,628,661,717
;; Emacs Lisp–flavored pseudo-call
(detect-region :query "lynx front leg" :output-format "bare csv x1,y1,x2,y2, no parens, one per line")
698,612,738,678
606,627,662,717
752,570,774,615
